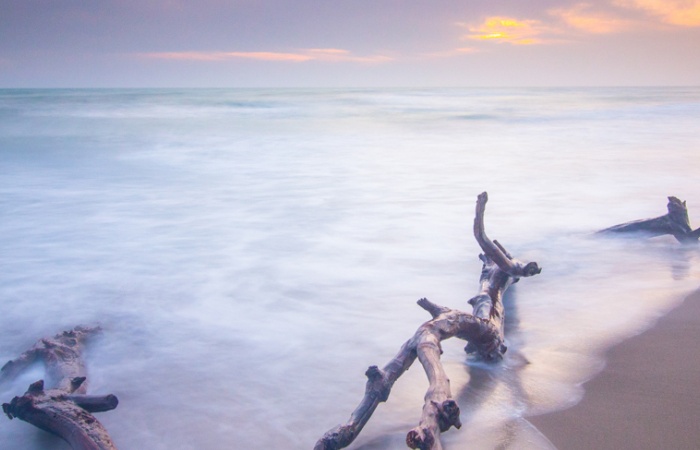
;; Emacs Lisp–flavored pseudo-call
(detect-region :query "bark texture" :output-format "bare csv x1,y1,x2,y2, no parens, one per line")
315,192,541,450
599,196,699,243
1,326,118,450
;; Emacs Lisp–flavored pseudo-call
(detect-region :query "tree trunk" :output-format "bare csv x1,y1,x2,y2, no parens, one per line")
315,192,541,450
1,326,119,450
599,196,699,243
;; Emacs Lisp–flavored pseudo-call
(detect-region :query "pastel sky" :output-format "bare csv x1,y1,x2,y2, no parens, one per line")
1,0,699,87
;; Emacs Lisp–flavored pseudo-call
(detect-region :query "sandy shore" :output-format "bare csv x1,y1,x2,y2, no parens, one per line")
530,289,700,450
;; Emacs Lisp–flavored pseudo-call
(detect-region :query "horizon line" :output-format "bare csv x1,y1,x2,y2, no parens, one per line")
1,84,699,90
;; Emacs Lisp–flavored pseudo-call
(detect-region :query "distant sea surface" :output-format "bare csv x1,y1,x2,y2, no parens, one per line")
1,88,699,449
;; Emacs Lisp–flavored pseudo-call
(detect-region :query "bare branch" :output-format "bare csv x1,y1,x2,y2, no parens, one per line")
1,349,40,384
2,327,118,450
473,192,513,273
316,192,541,449
599,196,698,244
3,384,117,450
473,192,541,277
418,298,451,319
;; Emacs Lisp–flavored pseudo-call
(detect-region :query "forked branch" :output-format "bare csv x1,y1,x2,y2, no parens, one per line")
474,192,541,277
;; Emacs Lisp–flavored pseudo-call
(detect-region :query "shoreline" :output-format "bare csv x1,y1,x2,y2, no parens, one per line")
529,288,700,449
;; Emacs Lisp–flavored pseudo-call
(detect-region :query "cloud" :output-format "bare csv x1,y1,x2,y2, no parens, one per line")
616,0,700,26
304,48,393,63
550,3,634,33
138,49,392,63
462,5,636,48
422,47,480,58
141,51,312,62
465,17,552,45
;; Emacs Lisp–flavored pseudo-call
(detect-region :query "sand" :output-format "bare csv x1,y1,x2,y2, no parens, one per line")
529,289,700,450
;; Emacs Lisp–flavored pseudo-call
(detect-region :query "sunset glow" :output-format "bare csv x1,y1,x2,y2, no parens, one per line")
1,0,699,86
620,0,700,26
467,17,548,45
551,4,632,33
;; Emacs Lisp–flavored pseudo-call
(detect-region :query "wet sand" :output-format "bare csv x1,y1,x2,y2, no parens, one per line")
530,289,700,450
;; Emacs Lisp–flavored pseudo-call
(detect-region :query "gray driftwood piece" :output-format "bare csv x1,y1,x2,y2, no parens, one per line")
599,196,699,243
1,326,118,450
315,192,541,450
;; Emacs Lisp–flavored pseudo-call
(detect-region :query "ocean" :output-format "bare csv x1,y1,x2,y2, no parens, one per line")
1,87,699,449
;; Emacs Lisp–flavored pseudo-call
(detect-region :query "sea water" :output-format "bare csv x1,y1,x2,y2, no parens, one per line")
0,88,699,449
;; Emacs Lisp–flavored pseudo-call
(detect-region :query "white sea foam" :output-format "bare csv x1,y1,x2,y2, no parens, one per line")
0,88,699,449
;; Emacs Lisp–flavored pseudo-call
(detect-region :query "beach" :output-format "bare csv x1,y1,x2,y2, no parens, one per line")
1,88,699,449
530,289,700,449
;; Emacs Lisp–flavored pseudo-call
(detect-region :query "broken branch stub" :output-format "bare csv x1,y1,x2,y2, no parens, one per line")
1,326,119,450
599,196,699,244
315,192,541,450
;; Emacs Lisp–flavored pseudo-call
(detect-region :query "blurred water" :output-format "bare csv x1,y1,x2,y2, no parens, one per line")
1,88,699,449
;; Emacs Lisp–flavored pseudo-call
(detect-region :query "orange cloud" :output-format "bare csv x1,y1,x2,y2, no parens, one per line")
550,3,633,33
305,48,393,63
465,17,552,45
617,0,700,26
422,47,480,58
458,1,696,53
139,49,391,63
140,51,313,62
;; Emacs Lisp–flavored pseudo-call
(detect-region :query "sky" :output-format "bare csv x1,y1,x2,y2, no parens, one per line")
1,0,699,87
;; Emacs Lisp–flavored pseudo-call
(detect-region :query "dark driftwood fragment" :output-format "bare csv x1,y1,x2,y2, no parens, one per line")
315,192,541,450
1,326,118,450
599,196,699,244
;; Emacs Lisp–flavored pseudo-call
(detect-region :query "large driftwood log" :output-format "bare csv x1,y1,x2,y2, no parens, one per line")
1,326,119,450
599,196,699,244
315,192,541,450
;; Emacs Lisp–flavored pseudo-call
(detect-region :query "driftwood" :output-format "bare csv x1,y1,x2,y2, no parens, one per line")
315,192,541,450
599,196,699,244
1,326,118,450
